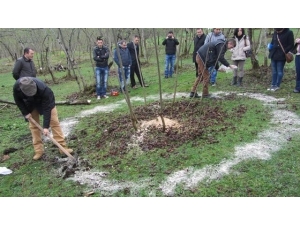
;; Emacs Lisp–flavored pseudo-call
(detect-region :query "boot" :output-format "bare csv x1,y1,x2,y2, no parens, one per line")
237,77,243,87
231,76,237,85
33,150,44,160
190,92,200,98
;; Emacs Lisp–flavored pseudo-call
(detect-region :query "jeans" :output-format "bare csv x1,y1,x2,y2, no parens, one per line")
208,66,217,83
295,55,300,90
271,60,285,87
164,54,176,77
95,66,109,96
118,66,130,89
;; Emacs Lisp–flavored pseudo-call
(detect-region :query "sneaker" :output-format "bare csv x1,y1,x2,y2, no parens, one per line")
211,82,216,86
267,85,276,91
102,95,109,99
190,92,200,98
97,96,101,100
271,86,280,92
293,89,300,93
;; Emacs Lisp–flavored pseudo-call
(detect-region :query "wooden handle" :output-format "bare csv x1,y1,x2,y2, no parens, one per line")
28,117,75,160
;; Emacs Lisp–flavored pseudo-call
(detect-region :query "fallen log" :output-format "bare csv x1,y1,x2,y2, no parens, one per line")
0,99,91,105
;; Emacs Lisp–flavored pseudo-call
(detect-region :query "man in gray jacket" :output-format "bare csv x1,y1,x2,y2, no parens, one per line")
12,47,37,80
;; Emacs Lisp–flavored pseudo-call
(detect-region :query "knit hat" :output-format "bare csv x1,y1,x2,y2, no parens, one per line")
19,77,37,96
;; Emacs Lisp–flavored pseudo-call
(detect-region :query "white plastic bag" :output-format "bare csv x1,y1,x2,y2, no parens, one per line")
0,167,13,175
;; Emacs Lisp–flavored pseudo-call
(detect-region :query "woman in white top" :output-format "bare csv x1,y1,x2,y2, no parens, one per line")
230,28,251,86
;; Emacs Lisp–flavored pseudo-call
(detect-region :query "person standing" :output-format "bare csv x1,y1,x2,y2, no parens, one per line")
127,35,148,88
12,47,37,80
293,37,300,93
193,28,206,77
204,28,226,86
230,28,251,86
113,40,132,92
267,28,294,91
93,37,110,100
13,77,73,160
190,39,236,98
162,31,179,78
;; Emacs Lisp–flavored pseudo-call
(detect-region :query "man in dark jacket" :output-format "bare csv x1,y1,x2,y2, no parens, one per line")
127,35,148,88
267,28,294,91
113,40,132,92
13,77,73,160
12,47,37,80
162,31,179,78
193,28,206,77
93,37,110,100
190,38,236,98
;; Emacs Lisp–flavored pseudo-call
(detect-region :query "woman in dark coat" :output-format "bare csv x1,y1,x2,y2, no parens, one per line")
268,28,294,91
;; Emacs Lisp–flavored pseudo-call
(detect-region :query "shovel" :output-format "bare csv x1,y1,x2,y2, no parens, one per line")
28,117,76,161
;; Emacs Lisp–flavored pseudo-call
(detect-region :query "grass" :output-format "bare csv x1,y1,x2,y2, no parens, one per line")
1,42,300,198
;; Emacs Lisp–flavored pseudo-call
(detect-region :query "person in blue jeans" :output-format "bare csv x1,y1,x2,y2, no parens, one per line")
93,37,110,100
162,31,179,78
267,28,294,91
204,28,225,86
113,40,132,92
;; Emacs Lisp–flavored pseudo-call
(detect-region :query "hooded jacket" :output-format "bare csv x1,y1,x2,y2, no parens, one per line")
13,78,55,129
231,35,251,61
204,31,225,44
12,56,37,80
269,28,294,61
197,40,230,69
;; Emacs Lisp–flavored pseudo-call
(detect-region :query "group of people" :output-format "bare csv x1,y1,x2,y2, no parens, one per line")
93,35,149,96
10,28,300,161
191,28,299,98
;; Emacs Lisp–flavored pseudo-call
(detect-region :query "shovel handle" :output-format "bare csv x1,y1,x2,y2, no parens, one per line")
28,117,75,160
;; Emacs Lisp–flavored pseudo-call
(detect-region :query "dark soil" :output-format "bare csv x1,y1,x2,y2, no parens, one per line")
74,93,248,160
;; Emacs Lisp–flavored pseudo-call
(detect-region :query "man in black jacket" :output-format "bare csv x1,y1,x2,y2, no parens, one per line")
127,35,148,88
190,38,236,98
162,31,179,78
12,47,37,80
13,77,73,160
93,37,110,99
193,28,206,77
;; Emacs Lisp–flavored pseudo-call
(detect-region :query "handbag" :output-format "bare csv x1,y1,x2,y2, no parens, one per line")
244,37,252,58
277,34,294,63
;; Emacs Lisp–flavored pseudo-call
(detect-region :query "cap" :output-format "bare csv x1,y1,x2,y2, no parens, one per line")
19,77,37,96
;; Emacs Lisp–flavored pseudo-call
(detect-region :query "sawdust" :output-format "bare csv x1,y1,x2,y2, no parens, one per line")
140,116,181,129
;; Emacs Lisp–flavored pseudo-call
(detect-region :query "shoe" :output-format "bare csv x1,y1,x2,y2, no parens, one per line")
33,151,44,160
165,76,168,79
132,86,137,89
102,95,109,99
143,84,149,87
267,85,276,91
211,82,216,86
293,89,300,93
97,96,101,100
271,86,280,92
190,92,200,98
